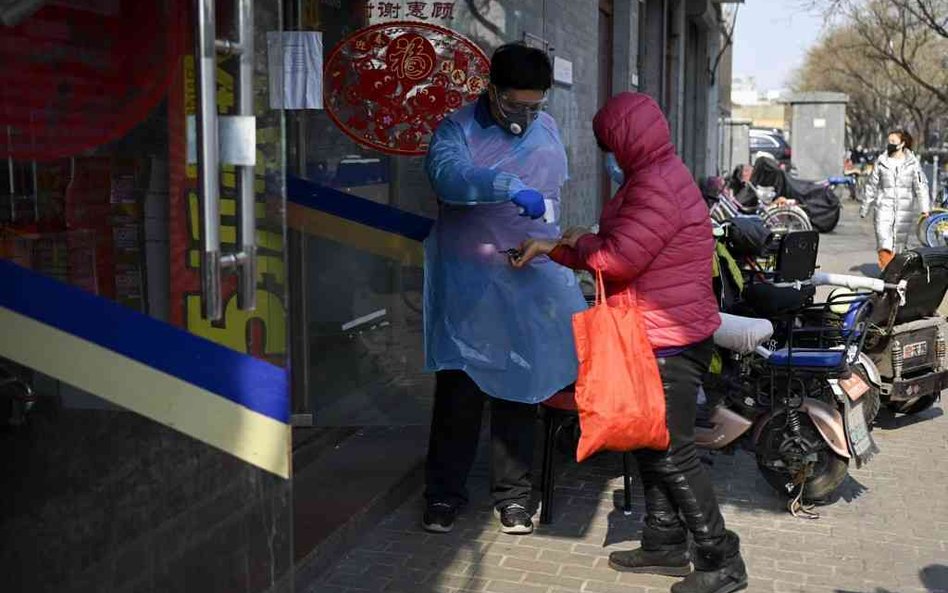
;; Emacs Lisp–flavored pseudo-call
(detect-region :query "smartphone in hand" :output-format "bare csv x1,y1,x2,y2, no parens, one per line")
499,248,522,263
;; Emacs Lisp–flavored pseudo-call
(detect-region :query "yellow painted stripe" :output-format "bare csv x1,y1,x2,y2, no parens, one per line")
189,193,200,240
0,306,290,478
287,202,424,267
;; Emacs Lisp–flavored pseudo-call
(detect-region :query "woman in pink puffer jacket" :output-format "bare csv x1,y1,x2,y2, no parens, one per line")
515,93,746,593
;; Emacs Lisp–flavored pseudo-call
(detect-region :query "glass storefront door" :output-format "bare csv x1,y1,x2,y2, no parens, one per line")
0,2,292,592
288,1,471,428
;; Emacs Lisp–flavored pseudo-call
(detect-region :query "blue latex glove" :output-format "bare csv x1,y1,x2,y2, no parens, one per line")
512,189,546,219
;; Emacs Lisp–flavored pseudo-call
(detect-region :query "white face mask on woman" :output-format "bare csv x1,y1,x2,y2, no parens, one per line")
604,152,624,185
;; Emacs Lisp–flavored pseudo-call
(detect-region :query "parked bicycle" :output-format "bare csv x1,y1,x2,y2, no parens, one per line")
707,180,812,235
827,174,859,202
916,170,948,247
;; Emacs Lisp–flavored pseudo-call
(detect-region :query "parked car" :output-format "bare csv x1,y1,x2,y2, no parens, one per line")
750,128,793,170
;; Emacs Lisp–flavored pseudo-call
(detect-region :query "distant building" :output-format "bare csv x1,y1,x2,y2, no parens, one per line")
732,76,790,131
732,75,761,106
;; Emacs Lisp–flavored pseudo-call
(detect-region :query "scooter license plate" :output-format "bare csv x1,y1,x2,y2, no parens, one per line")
844,396,878,466
839,373,869,401
903,340,928,359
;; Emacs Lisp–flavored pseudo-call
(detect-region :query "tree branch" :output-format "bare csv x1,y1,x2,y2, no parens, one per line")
906,0,948,39
708,5,739,85
849,2,948,105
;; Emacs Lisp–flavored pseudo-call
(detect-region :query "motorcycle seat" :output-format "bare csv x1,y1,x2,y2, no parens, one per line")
872,247,948,326
743,282,816,317
766,348,845,369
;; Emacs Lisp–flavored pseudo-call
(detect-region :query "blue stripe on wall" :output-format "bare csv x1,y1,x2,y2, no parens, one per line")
287,175,434,242
0,259,289,423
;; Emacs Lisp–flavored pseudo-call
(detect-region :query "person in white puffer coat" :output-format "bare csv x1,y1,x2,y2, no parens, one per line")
860,130,930,269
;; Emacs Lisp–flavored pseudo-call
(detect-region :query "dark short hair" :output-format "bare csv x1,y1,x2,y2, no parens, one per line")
489,43,552,91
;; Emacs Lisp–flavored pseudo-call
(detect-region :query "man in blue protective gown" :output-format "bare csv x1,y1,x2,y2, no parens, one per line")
421,43,587,535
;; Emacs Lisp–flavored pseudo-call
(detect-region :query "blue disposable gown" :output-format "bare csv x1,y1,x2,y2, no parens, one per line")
423,98,587,403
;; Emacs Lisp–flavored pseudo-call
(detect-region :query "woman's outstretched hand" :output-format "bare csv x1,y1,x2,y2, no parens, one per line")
511,238,558,268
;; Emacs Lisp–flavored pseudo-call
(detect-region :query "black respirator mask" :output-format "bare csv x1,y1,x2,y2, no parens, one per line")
491,86,547,136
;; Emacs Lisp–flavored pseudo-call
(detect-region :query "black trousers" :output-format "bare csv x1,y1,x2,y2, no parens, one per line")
424,370,536,508
635,339,728,547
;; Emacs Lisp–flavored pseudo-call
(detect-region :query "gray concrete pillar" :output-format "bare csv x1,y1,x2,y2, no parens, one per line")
612,0,640,93
720,118,751,175
666,0,686,148
786,92,849,180
638,0,667,106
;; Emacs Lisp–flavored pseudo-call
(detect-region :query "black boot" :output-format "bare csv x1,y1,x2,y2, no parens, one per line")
608,523,692,577
671,530,747,593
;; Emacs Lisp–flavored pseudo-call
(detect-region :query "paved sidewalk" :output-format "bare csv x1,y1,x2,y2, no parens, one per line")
311,202,948,593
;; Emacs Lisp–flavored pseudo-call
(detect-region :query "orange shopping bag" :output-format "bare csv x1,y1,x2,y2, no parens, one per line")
572,271,669,462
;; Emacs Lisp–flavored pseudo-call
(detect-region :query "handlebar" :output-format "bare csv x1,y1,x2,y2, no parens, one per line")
809,272,907,305
810,272,886,292
771,272,906,305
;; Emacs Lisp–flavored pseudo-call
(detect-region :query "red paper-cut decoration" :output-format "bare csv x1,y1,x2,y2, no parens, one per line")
324,21,489,156
386,33,437,81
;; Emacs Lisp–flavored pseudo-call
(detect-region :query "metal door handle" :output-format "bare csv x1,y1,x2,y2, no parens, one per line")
194,0,257,321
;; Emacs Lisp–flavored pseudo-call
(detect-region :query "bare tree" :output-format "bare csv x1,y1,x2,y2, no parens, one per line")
793,22,944,147
807,0,947,36
804,0,948,106
899,0,948,39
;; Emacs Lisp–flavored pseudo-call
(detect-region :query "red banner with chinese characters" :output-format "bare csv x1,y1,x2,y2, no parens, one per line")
324,21,489,156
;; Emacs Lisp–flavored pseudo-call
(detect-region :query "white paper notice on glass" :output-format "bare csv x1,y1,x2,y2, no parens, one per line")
268,31,323,110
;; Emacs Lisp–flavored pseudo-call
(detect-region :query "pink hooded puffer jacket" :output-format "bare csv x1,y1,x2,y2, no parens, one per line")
550,92,720,348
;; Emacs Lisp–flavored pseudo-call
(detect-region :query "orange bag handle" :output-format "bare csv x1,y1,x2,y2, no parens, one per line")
595,269,607,307
595,269,638,309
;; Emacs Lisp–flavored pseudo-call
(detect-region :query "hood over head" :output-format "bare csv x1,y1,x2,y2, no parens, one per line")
593,92,676,174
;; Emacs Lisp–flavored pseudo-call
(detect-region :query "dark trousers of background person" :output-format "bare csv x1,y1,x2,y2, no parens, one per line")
425,370,536,509
634,339,729,546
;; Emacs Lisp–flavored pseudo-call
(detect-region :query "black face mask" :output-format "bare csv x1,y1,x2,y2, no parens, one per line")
490,87,544,136
498,110,534,136
887,143,901,155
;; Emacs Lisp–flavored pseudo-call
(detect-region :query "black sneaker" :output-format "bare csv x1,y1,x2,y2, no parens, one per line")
494,503,534,534
422,502,457,533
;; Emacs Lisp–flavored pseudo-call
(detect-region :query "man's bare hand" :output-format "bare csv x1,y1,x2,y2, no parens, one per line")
511,238,558,268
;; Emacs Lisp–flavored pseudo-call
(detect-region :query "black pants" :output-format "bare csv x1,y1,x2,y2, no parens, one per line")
635,339,727,547
425,370,536,509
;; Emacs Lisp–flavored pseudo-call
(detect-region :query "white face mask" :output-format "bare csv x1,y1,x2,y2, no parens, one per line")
604,152,624,185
